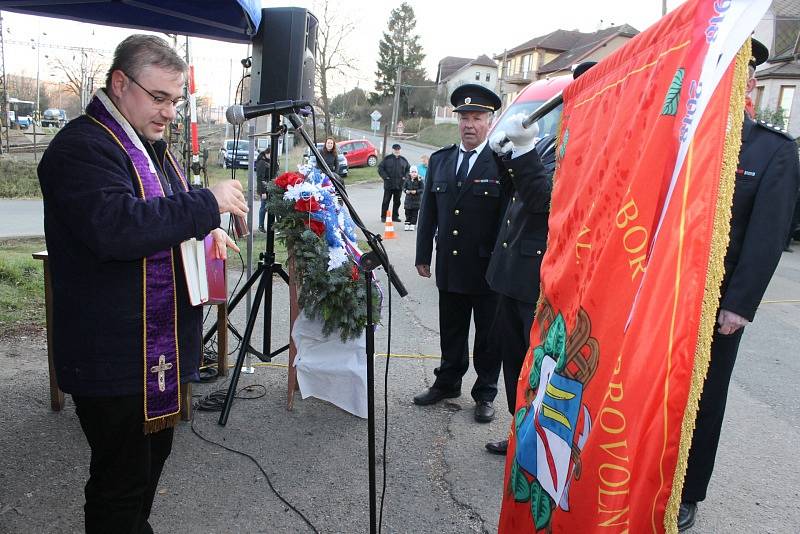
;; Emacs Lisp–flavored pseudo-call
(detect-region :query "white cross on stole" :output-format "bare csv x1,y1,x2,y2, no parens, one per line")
150,354,174,393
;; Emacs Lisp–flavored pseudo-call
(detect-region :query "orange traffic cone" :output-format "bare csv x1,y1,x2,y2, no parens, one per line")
383,210,396,239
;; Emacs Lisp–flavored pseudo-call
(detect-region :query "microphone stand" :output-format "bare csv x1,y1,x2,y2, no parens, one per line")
286,112,408,534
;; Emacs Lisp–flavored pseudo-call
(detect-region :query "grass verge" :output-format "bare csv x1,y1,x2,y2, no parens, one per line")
417,124,459,148
0,238,46,336
0,159,41,199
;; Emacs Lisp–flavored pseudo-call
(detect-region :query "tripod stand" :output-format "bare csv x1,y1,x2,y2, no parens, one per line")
218,111,289,426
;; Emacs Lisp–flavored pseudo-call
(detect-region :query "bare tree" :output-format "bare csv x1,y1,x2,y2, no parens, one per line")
314,0,356,137
51,51,106,110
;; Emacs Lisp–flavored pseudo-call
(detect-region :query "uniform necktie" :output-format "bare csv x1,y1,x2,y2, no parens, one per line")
456,149,475,187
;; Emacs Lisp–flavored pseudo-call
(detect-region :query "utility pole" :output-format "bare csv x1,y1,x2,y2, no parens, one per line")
0,11,8,154
662,1,667,16
390,65,402,135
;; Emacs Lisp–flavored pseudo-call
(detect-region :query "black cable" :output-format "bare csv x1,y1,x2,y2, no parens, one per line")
190,401,320,534
378,267,391,532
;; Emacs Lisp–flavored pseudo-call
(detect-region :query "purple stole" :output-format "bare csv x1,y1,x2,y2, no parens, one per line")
86,90,188,433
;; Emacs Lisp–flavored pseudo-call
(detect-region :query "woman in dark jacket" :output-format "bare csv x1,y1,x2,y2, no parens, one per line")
318,137,338,174
403,165,423,230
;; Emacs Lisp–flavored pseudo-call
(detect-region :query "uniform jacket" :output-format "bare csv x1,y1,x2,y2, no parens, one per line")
720,117,800,321
378,154,410,190
486,146,552,304
38,115,221,396
403,176,424,209
415,143,505,294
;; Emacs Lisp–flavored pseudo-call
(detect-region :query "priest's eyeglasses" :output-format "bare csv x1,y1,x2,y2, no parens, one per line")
125,72,187,110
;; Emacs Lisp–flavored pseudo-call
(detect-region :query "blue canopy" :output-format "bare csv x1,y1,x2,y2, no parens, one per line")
0,0,262,43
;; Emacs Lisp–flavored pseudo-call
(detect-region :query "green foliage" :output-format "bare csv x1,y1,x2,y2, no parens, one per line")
662,68,684,116
515,406,528,431
530,480,553,530
265,180,380,342
755,106,787,130
0,238,45,334
511,461,531,502
0,159,41,199
374,2,426,98
529,346,545,390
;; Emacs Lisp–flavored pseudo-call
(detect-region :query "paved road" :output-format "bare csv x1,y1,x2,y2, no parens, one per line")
1,181,798,533
0,199,44,238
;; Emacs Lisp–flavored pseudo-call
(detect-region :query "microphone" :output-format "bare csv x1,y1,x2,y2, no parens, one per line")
226,100,310,125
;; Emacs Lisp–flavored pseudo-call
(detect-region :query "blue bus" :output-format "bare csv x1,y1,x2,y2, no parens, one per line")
7,98,35,129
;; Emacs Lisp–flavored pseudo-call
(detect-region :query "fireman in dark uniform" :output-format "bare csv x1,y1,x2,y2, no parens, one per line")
413,84,505,423
679,39,800,531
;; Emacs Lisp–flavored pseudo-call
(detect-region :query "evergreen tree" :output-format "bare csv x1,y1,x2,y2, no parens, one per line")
374,3,425,99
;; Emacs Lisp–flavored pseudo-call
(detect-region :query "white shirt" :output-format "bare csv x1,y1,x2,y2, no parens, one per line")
456,138,488,175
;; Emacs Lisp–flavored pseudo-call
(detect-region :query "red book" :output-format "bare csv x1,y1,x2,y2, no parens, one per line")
180,234,227,306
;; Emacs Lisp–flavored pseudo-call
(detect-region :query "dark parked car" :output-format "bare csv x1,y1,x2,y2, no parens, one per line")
218,139,250,169
42,108,67,128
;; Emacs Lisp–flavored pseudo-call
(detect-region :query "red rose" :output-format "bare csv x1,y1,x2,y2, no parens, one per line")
304,219,326,236
294,197,322,213
351,264,360,281
274,172,304,189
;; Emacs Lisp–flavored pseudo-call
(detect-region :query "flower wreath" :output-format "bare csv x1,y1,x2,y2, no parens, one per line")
267,166,381,342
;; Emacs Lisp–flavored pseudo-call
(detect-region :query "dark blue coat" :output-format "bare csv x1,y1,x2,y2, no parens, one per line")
38,116,221,396
415,144,505,294
720,117,800,320
486,146,551,304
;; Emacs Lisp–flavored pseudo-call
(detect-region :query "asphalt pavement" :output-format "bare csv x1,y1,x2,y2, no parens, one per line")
1,181,799,533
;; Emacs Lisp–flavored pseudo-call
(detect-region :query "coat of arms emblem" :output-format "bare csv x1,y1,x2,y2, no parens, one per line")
509,299,600,531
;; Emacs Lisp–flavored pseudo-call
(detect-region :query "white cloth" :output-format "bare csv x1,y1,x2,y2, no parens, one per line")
292,313,369,418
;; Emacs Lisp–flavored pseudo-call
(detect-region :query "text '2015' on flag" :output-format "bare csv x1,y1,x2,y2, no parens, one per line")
498,0,772,533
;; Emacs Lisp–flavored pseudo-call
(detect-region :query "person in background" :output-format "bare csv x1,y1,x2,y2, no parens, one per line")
378,143,410,222
418,154,429,181
37,34,246,533
317,136,338,175
256,149,271,233
403,165,423,231
678,38,800,531
413,84,505,423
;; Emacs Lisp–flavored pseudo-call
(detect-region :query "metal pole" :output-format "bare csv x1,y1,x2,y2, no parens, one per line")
662,0,667,16
0,11,9,154
32,35,40,163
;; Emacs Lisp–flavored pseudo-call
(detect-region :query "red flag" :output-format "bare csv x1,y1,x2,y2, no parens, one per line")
499,1,771,532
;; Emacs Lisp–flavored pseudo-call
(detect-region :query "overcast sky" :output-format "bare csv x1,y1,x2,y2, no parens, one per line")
1,0,683,106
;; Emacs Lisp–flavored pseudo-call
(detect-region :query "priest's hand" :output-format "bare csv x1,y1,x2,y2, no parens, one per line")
210,180,248,217
210,228,240,260
416,264,431,278
717,309,748,335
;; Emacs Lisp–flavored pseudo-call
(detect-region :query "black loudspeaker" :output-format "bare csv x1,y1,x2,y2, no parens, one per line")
250,7,318,105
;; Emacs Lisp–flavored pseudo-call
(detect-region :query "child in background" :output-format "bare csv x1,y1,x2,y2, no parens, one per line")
403,166,423,231
418,154,429,181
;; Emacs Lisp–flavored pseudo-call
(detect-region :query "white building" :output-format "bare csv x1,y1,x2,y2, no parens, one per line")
753,0,800,137
433,55,499,125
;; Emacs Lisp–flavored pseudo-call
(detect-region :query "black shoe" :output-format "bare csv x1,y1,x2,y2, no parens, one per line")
258,226,266,233
413,387,460,406
474,400,495,422
485,439,508,455
392,218,401,222
677,502,697,532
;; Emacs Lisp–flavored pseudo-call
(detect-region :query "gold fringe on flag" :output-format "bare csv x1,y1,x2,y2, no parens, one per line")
666,39,751,532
